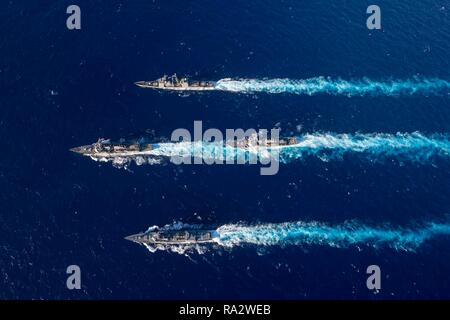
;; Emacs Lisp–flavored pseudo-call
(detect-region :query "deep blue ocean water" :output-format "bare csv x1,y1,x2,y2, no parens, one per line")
1,0,450,299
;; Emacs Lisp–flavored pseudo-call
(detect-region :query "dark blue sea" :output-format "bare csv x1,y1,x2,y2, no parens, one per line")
1,0,450,299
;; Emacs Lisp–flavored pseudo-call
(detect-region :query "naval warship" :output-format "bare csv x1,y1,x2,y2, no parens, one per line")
125,227,219,245
135,74,216,91
70,138,156,158
70,136,299,158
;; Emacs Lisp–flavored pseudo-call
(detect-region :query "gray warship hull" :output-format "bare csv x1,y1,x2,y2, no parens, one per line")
135,74,216,91
125,228,219,245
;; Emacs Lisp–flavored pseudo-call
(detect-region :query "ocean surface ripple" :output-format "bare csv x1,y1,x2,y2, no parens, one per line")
215,77,450,96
